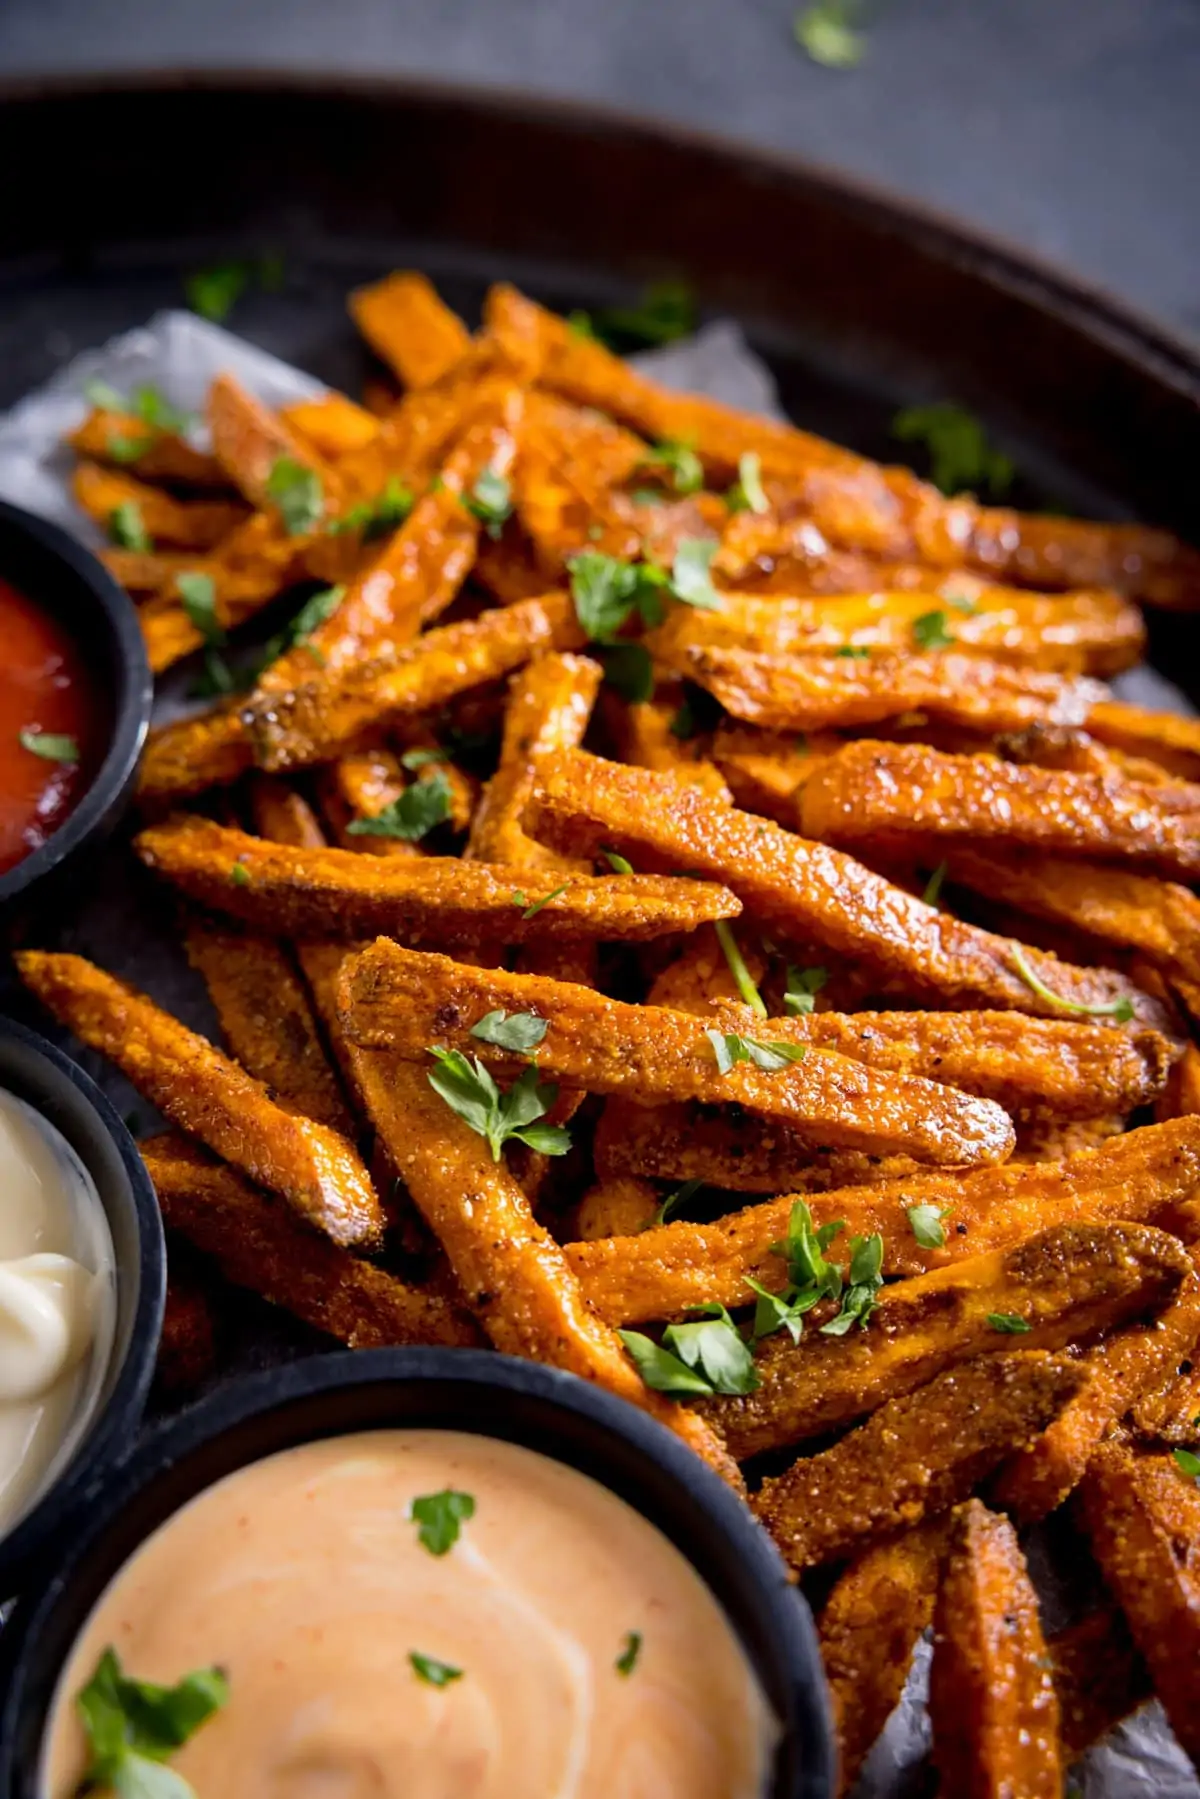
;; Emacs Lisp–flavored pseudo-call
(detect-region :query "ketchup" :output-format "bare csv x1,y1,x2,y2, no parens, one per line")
0,578,102,877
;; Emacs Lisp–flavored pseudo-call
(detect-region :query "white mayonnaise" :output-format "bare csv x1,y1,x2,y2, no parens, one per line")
0,1088,115,1538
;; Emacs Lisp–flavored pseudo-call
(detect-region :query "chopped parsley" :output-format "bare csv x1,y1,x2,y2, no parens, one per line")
707,1028,807,1073
567,543,720,646
758,1199,885,1340
229,863,250,888
1009,945,1135,1023
620,1302,760,1397
346,769,452,841
253,584,345,676
647,1178,704,1230
574,281,696,350
602,848,633,874
714,920,768,1018
819,1232,885,1336
668,697,696,740
470,1010,549,1053
516,883,570,919
266,455,324,536
637,440,703,496
670,537,721,609
106,433,152,464
463,466,513,538
784,965,828,1016
75,1646,228,1799
85,379,194,434
19,728,78,763
107,500,151,552
834,644,871,659
907,1203,949,1249
410,1488,475,1555
598,642,655,702
912,609,954,651
409,1652,463,1688
616,1632,643,1676
328,476,414,540
177,569,236,696
988,1312,1031,1334
399,747,449,770
892,403,1014,498
1172,1447,1200,1484
426,1051,570,1162
794,1,866,68
922,862,948,907
726,450,769,515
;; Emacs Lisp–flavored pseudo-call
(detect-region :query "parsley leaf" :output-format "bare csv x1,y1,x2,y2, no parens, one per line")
470,1010,549,1052
707,1028,808,1073
669,697,696,740
108,500,151,552
567,551,646,640
714,919,768,1018
771,1200,845,1305
988,1312,1032,1334
602,848,633,874
647,1178,704,1230
1172,1447,1200,1484
907,1203,949,1248
106,432,152,464
1009,945,1135,1023
834,644,870,659
618,1330,715,1396
744,1275,810,1345
184,261,251,322
229,863,250,887
86,379,194,434
346,769,452,841
670,537,721,609
252,583,345,676
328,475,414,540
519,883,570,919
463,466,513,538
267,455,324,536
76,1647,227,1796
819,1232,884,1335
409,1652,463,1688
580,281,696,350
598,642,655,702
19,728,79,762
912,609,954,651
784,965,828,1016
410,1488,475,1555
615,1631,642,1676
892,403,1014,497
922,862,948,907
399,746,448,770
426,1050,570,1162
638,440,703,496
794,0,866,68
726,450,770,515
620,1304,760,1397
177,569,233,699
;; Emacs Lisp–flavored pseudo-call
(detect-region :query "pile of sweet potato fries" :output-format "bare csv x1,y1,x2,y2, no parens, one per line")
20,270,1200,1791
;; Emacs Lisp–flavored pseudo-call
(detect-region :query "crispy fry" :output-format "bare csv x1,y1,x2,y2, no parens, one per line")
72,461,247,550
800,740,1200,884
602,689,733,802
571,1177,661,1241
565,1116,1200,1323
929,1499,1063,1798
818,1520,948,1797
1012,1112,1128,1164
135,815,739,944
466,652,602,865
208,372,337,509
348,1040,743,1487
101,547,211,595
16,951,383,1250
155,1259,218,1392
318,748,474,855
278,391,381,459
182,910,354,1134
142,1133,478,1347
1089,698,1200,782
704,1223,1190,1458
594,1103,920,1191
1078,1440,1200,1764
528,751,1168,1026
1048,1600,1152,1759
70,409,229,488
1156,1042,1200,1123
138,703,252,806
350,271,472,388
753,1352,1083,1571
245,590,585,772
339,943,1016,1167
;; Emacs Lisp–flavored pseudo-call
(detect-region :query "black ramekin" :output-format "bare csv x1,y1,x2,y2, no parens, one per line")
0,499,152,911
0,1348,834,1798
0,1017,165,1599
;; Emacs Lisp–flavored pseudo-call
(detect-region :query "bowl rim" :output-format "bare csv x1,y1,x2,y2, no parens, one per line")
0,498,152,907
0,1346,835,1798
0,1016,165,1593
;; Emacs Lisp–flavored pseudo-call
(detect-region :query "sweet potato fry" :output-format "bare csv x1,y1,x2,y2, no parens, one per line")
929,1499,1063,1797
649,583,1143,676
753,1352,1084,1571
182,911,354,1134
818,1520,948,1797
673,644,1103,737
142,1133,478,1348
466,651,602,865
208,372,337,510
602,690,733,802
1077,1440,1200,1764
338,943,1016,1167
565,1116,1200,1324
73,461,247,550
138,703,253,806
710,723,835,820
350,270,472,388
1156,1043,1200,1124
348,1040,743,1487
278,391,381,459
135,815,739,944
70,408,229,488
800,740,1200,884
101,547,210,594
527,752,1167,1026
991,1273,1200,1521
571,1176,661,1241
703,1222,1190,1458
319,748,474,855
245,590,585,771
16,951,383,1250
1049,1600,1152,1759
155,1258,218,1393
1089,698,1200,782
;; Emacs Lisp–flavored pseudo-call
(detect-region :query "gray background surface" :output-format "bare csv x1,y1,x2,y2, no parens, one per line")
2,0,1198,345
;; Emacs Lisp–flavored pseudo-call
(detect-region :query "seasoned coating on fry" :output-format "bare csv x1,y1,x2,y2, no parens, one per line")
279,392,381,459
1048,1601,1152,1760
101,547,206,594
602,691,733,803
528,752,1168,1026
16,951,383,1250
244,591,585,771
339,943,1016,1167
138,703,252,806
704,1223,1190,1458
142,1134,479,1348
182,911,354,1135
648,583,1144,676
350,270,472,389
752,1353,1084,1571
929,1500,1063,1798
348,1041,743,1488
466,651,602,866
319,748,475,853
135,815,738,944
155,1259,218,1393
1156,1043,1200,1124
72,461,248,550
942,847,1200,987
1089,698,1200,782
1078,1440,1200,1765
70,409,230,488
818,1520,948,1798
571,1177,661,1242
801,740,1200,884
1011,1112,1128,1164
208,372,337,510
710,724,834,820
593,1102,921,1192
566,1117,1200,1323
991,1272,1200,1521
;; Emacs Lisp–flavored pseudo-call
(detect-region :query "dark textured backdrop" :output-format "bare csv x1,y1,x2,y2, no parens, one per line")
2,0,1198,344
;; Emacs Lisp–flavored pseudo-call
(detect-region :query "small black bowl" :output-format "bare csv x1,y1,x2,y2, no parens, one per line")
0,1017,165,1599
0,499,152,911
0,1349,834,1798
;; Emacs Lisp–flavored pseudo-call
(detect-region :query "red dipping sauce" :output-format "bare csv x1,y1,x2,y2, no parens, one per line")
0,577,103,877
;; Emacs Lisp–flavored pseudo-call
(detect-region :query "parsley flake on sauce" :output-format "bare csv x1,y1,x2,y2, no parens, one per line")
615,1632,643,1676
409,1488,476,1555
19,729,79,763
409,1652,464,1688
75,1647,228,1799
